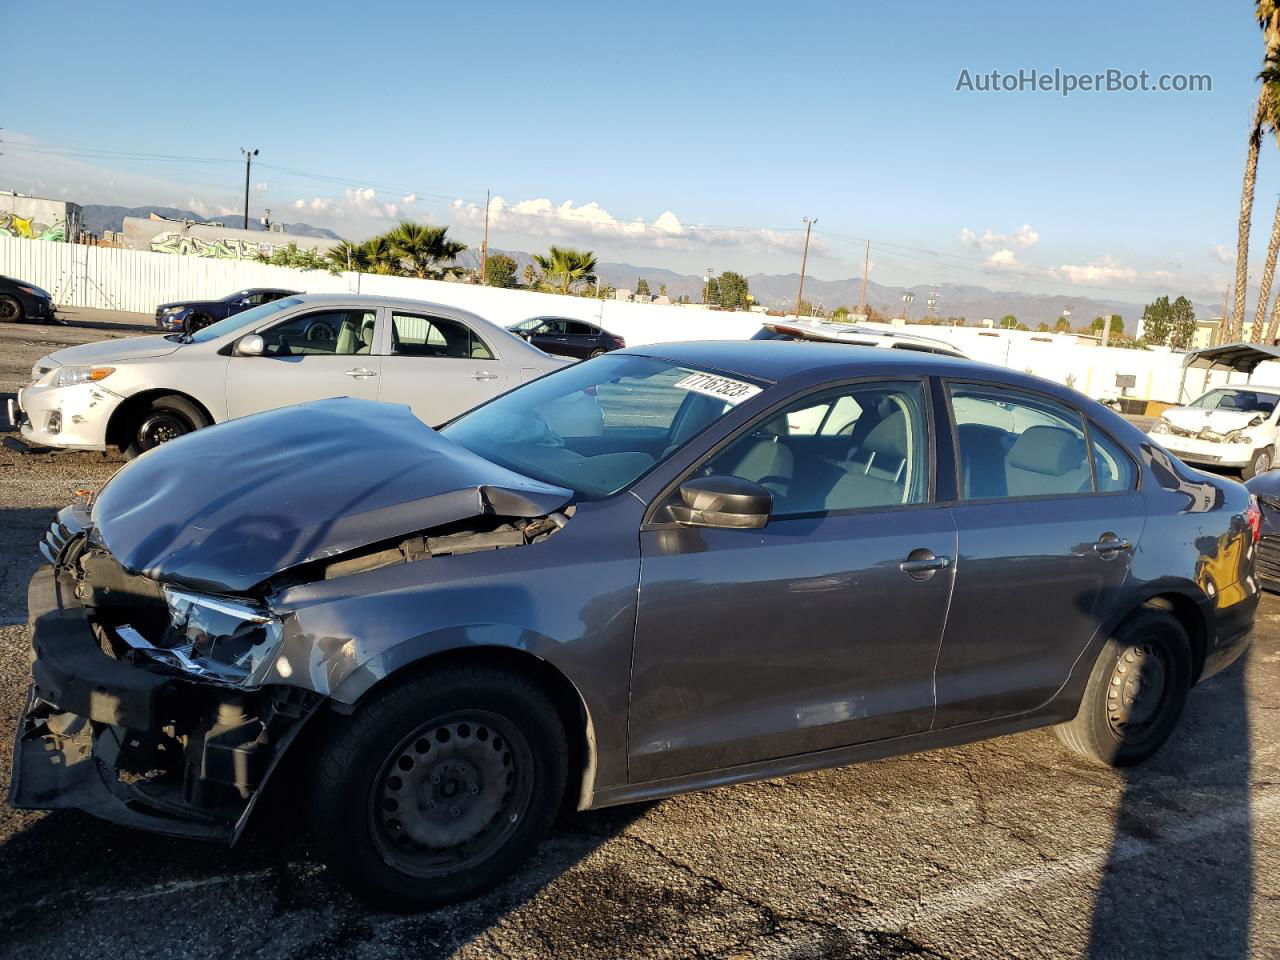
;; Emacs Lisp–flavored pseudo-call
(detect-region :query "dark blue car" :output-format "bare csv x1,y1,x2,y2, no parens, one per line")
154,287,300,334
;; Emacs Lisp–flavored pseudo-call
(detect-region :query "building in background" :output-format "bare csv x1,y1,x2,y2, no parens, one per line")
0,191,83,242
1192,316,1222,350
121,213,336,260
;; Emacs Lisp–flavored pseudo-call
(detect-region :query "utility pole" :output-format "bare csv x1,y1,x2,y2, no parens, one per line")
704,267,715,306
795,216,816,318
480,188,490,285
240,147,258,231
859,240,870,317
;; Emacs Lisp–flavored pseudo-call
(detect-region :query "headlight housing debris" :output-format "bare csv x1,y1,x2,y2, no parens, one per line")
1150,419,1170,435
117,587,284,687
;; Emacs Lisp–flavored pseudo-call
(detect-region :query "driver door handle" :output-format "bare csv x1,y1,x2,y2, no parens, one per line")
345,367,377,378
900,548,952,580
471,371,500,381
1093,534,1132,558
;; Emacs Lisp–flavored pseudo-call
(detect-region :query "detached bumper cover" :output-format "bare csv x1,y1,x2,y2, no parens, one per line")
9,563,319,842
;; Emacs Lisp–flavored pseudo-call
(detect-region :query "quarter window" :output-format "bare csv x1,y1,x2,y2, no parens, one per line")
697,381,929,516
951,385,1090,499
1090,427,1138,492
390,312,494,360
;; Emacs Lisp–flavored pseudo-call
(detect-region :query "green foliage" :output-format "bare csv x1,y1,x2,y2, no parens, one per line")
533,246,598,295
1036,322,1050,332
1000,313,1019,330
522,263,540,288
1141,295,1174,345
388,222,467,279
253,242,333,272
484,253,518,288
1091,314,1126,336
716,271,751,310
832,306,851,321
1053,316,1071,332
635,277,651,297
658,283,667,297
1169,295,1197,349
326,240,368,273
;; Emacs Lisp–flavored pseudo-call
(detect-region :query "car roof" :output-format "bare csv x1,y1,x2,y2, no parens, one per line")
760,319,967,357
272,292,510,329
235,287,301,295
1202,383,1280,396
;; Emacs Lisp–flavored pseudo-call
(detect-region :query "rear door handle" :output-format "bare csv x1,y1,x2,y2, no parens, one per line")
345,367,377,378
900,548,952,581
471,371,500,381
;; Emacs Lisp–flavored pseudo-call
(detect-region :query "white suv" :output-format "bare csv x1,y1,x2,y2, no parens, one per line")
1149,384,1280,478
10,294,569,457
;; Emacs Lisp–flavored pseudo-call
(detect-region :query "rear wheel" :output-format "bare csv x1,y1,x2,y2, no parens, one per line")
0,294,23,323
121,394,209,459
311,666,568,911
1242,445,1273,480
588,348,607,359
1055,608,1192,767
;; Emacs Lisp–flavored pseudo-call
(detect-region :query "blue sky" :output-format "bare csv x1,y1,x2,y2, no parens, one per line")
0,0,1268,299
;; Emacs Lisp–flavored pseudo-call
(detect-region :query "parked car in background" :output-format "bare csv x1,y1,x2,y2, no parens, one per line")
11,294,569,457
0,274,57,323
1246,469,1280,591
1148,384,1280,479
11,341,1257,910
751,319,969,358
508,316,626,359
154,287,300,334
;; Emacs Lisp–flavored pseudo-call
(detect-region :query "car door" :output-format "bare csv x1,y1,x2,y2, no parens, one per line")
376,309,509,425
931,381,1146,727
567,321,598,358
628,378,958,783
529,319,571,356
224,306,381,419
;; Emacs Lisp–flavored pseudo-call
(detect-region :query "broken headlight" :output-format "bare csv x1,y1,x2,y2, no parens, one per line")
1150,420,1170,435
144,587,284,686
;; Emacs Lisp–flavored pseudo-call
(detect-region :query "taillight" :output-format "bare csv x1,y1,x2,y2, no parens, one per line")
1247,496,1263,543
616,337,626,348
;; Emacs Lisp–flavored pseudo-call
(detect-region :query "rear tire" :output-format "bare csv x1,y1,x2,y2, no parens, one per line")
588,348,607,359
183,314,212,334
1242,446,1273,480
0,294,23,323
121,394,209,459
1054,608,1192,767
311,666,568,911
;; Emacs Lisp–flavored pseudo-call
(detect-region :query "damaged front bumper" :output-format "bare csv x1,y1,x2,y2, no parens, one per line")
9,557,320,842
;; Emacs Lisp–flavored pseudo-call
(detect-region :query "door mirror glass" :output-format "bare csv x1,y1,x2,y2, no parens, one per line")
672,476,772,529
235,334,265,356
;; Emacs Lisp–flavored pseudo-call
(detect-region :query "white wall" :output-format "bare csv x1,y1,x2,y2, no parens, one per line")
7,234,1277,405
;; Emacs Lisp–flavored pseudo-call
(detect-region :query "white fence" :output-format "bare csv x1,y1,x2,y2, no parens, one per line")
5,235,1277,404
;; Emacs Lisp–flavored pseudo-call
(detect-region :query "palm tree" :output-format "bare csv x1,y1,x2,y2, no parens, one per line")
326,240,368,273
532,246,598,295
361,235,399,275
387,222,467,279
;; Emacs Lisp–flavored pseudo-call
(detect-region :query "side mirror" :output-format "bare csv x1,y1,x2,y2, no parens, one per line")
670,476,772,529
235,334,265,356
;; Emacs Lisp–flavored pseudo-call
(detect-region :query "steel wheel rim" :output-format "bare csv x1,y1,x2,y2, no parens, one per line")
1258,452,1272,474
138,413,190,449
369,709,535,878
0,298,18,320
1107,641,1169,736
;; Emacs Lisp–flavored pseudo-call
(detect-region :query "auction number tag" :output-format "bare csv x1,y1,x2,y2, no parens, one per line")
674,371,762,405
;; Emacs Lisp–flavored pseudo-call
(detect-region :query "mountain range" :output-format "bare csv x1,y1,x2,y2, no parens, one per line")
80,204,342,241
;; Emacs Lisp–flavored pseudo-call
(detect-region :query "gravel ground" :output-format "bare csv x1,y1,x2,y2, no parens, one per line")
0,310,1277,959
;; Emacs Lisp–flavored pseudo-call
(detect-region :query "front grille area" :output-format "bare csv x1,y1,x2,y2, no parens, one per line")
1258,534,1280,582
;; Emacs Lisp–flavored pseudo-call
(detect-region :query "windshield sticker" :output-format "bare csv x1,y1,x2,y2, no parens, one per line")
673,372,762,405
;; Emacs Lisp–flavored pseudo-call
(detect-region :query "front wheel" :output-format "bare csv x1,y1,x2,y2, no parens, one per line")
122,394,209,459
311,666,568,911
1054,608,1192,767
1242,445,1274,480
183,314,213,335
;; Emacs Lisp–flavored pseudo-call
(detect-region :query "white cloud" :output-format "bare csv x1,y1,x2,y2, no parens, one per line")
987,248,1019,267
401,193,418,206
1049,255,1177,287
253,181,268,192
187,197,211,217
1210,243,1233,264
960,224,1040,251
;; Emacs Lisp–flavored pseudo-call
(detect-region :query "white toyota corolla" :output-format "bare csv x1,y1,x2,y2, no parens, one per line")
10,294,579,457
1149,384,1280,478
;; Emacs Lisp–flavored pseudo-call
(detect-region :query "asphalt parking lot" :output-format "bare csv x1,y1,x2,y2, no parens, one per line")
0,310,1277,959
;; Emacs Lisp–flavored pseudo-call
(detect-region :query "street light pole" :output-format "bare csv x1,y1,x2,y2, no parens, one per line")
704,267,715,306
481,188,491,285
902,291,914,324
795,217,816,317
240,147,258,230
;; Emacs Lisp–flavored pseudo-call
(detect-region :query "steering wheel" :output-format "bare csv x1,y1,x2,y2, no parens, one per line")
305,320,336,341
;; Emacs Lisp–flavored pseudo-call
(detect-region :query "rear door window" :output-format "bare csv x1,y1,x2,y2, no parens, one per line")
390,312,494,360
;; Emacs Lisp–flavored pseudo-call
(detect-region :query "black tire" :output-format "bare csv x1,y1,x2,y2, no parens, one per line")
183,313,213,335
1242,446,1274,480
121,394,209,459
0,294,23,323
1055,608,1192,767
588,348,607,359
311,666,568,911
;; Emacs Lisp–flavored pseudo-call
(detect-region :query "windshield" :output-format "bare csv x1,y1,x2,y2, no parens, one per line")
186,296,304,343
442,354,765,498
509,318,543,332
1190,388,1280,416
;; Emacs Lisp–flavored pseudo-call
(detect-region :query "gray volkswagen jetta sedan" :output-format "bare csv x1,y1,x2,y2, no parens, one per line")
11,341,1259,909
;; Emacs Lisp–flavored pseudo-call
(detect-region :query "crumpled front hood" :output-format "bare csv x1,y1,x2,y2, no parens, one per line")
91,397,573,593
50,334,180,366
1162,406,1263,434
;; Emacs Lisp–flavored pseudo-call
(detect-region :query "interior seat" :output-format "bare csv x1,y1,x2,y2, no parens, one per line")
823,414,911,509
719,435,794,496
956,423,1010,499
1004,425,1089,497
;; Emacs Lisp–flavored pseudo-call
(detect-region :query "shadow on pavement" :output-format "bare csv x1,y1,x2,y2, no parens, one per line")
1086,651,1254,959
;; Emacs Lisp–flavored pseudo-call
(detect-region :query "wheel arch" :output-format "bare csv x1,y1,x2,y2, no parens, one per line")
105,388,216,451
333,643,599,813
1139,591,1210,681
